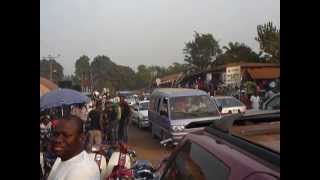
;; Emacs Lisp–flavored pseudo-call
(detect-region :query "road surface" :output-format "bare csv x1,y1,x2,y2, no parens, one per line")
127,123,172,166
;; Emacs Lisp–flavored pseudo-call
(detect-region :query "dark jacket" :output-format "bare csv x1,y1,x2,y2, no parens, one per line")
88,110,101,130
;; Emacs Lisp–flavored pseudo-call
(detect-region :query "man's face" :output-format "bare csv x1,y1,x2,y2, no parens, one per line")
51,120,83,161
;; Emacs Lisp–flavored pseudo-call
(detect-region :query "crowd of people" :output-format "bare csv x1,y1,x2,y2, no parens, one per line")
40,91,132,180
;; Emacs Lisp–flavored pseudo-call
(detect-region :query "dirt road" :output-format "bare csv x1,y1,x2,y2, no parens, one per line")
127,124,172,165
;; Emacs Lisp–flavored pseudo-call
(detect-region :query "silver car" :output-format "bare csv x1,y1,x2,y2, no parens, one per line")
212,96,247,115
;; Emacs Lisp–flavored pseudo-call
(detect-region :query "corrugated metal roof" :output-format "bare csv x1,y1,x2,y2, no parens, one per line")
247,68,280,80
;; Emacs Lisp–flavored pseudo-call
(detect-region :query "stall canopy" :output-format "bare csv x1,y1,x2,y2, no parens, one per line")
246,68,280,80
40,77,58,97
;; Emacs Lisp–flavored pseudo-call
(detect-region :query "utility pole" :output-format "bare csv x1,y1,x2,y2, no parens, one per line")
41,54,60,82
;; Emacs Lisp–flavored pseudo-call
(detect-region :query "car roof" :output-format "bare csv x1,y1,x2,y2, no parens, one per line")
151,88,208,98
185,133,280,179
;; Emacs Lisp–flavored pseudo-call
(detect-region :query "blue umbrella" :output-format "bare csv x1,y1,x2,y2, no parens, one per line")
40,88,90,111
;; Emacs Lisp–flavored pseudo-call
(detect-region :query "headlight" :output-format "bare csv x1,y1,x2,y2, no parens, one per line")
171,126,184,131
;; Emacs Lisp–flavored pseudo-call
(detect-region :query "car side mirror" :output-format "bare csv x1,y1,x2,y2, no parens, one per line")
218,106,222,112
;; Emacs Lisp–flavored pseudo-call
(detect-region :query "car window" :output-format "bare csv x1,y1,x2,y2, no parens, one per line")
170,95,220,120
139,102,149,111
163,141,230,180
215,97,242,108
160,98,169,117
266,96,280,110
156,97,162,112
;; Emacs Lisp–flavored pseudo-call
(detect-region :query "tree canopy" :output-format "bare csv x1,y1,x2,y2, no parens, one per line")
75,55,90,80
255,22,280,63
183,32,221,71
213,42,263,65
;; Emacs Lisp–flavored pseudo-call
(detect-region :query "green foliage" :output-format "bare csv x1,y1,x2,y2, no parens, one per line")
255,22,280,63
213,42,263,65
75,55,90,80
90,55,136,91
40,59,64,83
183,32,221,71
243,81,257,95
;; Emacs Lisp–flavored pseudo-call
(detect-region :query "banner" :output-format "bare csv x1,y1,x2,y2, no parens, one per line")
226,66,241,85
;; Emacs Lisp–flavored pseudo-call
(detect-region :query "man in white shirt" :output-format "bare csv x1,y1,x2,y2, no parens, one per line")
48,115,100,180
250,92,261,110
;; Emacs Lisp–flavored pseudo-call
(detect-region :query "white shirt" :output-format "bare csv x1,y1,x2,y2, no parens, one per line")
48,151,100,180
250,95,260,110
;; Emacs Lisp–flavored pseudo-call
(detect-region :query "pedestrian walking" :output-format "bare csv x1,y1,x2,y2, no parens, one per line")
250,91,261,110
106,102,119,146
86,102,103,151
118,96,131,144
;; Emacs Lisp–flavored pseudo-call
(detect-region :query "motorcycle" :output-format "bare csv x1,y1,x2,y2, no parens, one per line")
91,143,157,180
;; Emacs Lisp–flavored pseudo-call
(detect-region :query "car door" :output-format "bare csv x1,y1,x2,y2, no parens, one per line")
161,140,230,180
132,104,139,123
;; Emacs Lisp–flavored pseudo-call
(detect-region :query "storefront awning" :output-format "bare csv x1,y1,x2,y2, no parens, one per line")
247,68,280,80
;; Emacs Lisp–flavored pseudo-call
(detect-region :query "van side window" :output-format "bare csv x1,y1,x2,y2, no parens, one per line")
160,97,169,117
156,97,162,113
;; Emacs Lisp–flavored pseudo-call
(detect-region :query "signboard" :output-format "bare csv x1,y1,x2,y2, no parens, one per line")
226,66,241,85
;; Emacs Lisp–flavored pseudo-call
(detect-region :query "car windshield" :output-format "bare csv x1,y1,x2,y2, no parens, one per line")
139,102,149,111
215,97,243,108
170,95,220,120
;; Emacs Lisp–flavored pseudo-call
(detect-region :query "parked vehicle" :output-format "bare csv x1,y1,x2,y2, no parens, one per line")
131,100,150,128
154,111,280,180
117,91,137,106
262,93,280,110
212,96,247,115
149,88,221,145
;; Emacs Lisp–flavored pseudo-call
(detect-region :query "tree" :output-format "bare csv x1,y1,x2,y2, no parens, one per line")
40,59,64,83
214,42,263,65
183,32,221,71
166,62,189,75
255,22,280,63
75,55,90,81
90,55,137,91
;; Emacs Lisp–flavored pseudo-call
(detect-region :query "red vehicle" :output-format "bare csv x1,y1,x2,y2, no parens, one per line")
154,111,280,180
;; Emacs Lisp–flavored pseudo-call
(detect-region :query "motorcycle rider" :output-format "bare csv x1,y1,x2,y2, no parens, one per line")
48,115,100,180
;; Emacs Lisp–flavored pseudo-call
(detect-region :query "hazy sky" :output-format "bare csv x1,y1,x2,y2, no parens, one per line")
40,0,280,75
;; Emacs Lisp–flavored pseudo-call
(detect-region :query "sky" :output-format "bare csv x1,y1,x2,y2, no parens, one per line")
40,0,280,75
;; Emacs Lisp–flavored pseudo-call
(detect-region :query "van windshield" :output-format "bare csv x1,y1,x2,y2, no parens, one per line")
170,95,220,120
